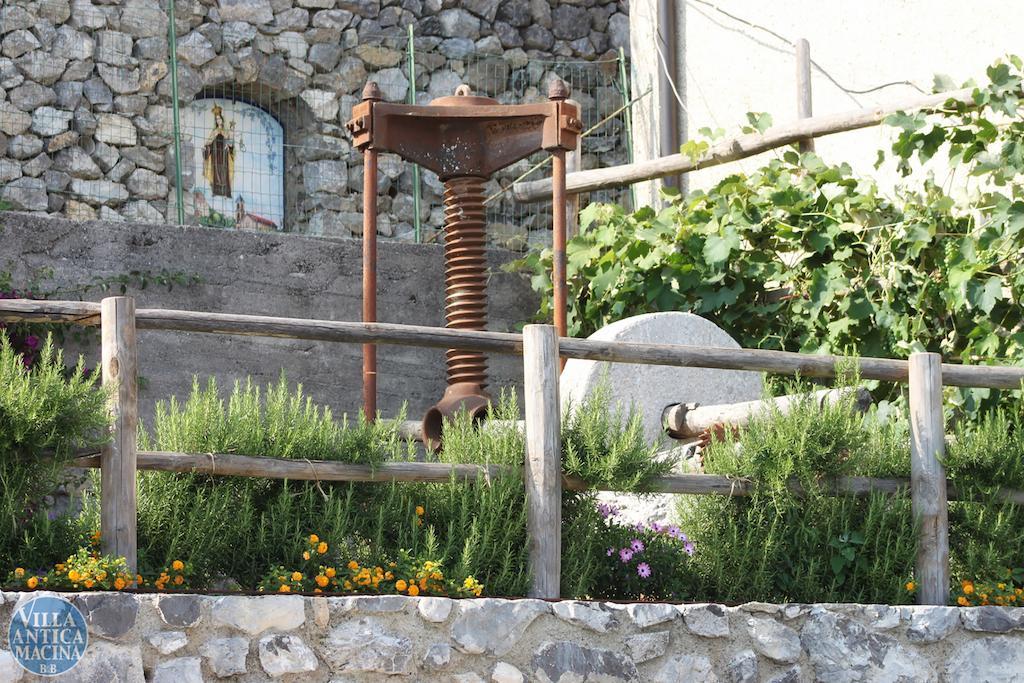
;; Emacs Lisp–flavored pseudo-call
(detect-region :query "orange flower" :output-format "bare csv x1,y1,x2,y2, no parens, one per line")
279,584,291,593
114,578,126,590
291,571,303,582
316,575,329,588
171,560,184,572
173,575,184,586
26,577,38,589
415,506,424,516
963,581,975,595
904,581,915,592
83,579,95,589
68,570,81,582
309,534,319,545
407,584,419,596
303,551,311,561
317,542,328,554
325,568,337,578
347,561,359,571
395,579,407,591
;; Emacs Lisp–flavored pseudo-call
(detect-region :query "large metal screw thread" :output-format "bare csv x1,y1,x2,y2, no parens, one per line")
441,175,489,389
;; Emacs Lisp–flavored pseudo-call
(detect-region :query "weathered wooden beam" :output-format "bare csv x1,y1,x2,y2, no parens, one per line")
512,87,975,202
100,296,138,572
523,324,562,599
3,299,1024,390
662,387,870,438
909,352,950,605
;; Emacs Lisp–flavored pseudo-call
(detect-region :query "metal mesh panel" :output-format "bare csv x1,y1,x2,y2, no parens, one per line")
1,3,632,249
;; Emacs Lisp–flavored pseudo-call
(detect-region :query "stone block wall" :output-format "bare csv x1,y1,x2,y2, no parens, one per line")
0,0,632,248
2,211,539,424
0,592,1021,681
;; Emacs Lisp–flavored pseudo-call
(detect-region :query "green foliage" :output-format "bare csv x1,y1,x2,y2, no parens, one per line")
0,334,108,570
512,56,1024,415
677,384,918,604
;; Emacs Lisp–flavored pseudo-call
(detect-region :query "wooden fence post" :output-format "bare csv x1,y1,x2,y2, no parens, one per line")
101,296,138,571
524,324,561,599
909,352,948,605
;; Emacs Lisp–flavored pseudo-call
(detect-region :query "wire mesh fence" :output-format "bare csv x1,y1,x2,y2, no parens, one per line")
1,1,634,251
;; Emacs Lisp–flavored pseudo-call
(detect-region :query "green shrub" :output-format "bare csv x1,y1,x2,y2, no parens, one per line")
0,334,108,570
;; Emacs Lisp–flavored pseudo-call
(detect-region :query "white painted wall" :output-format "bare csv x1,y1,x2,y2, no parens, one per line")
629,0,1024,206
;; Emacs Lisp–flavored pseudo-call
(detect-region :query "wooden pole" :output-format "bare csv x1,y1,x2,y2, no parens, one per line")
100,296,138,571
795,38,814,153
512,86,977,202
909,352,949,605
523,324,561,598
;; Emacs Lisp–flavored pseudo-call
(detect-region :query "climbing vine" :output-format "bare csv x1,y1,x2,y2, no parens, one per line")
513,57,1024,414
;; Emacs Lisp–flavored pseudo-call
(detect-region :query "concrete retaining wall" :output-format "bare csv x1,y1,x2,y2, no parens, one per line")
1,211,539,424
1,592,1021,681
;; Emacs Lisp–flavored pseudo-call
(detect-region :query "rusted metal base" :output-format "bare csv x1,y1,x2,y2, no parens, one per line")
422,382,491,451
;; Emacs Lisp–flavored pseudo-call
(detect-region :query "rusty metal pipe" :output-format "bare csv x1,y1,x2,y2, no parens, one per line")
360,84,381,421
551,148,568,341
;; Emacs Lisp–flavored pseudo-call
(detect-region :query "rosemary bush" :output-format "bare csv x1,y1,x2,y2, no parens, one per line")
0,334,108,569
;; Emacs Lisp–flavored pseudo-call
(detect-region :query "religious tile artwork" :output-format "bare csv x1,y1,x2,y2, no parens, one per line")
183,99,285,231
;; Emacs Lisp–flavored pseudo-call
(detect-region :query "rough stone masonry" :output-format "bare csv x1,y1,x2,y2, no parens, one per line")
0,592,1022,681
0,0,632,247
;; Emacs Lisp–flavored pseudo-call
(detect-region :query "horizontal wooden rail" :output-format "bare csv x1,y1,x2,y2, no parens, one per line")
512,86,976,202
66,451,1024,504
3,299,1024,390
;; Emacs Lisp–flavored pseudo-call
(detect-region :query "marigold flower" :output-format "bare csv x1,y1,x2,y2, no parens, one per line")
83,579,95,589
279,584,291,593
385,571,394,580
407,584,420,596
326,568,337,578
96,571,107,581
26,577,38,589
174,575,184,585
998,583,1007,590
68,570,81,582
303,551,311,561
291,571,303,582
310,534,319,544
114,578,126,590
419,578,428,590
395,579,407,591
14,568,24,578
957,596,970,606
347,560,359,571
343,580,352,590
415,506,425,516
317,542,328,554
963,581,975,594
905,581,916,592
172,560,184,572
316,575,329,588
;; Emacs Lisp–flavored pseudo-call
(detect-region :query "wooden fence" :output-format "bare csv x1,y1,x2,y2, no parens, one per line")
5,296,1024,605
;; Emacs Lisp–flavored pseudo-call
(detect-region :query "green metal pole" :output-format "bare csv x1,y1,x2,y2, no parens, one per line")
168,0,185,225
408,24,422,243
617,47,636,211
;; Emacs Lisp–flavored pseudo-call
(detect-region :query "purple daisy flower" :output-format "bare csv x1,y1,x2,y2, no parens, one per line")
630,539,645,553
606,547,615,557
619,548,633,563
637,563,652,579
684,541,695,556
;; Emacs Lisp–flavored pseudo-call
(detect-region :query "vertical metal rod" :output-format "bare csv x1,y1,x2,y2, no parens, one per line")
796,38,814,153
617,46,636,210
167,0,185,224
909,352,949,605
101,296,138,572
565,98,581,241
407,24,423,243
656,0,680,190
362,147,379,421
551,148,568,341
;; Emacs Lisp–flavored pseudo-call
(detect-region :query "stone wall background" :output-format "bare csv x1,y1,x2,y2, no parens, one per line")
2,211,539,424
0,592,1020,681
0,0,633,249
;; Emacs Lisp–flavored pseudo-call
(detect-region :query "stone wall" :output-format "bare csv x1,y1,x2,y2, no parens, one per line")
1,211,538,423
0,0,632,247
0,591,1021,681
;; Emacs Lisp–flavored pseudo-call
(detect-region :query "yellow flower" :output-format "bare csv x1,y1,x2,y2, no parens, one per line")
172,560,184,572
957,596,970,606
56,564,66,573
963,581,975,595
343,580,353,590
114,578,126,590
326,568,337,578
291,571,303,582
317,542,328,555
279,584,291,593
904,581,915,592
415,506,424,516
998,583,1007,590
26,577,38,589
316,575,329,588
395,579,407,591
303,551,311,561
309,534,319,545
347,560,359,571
95,571,107,581
14,568,24,578
68,570,81,582
407,584,420,596
174,575,184,586
385,571,394,580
